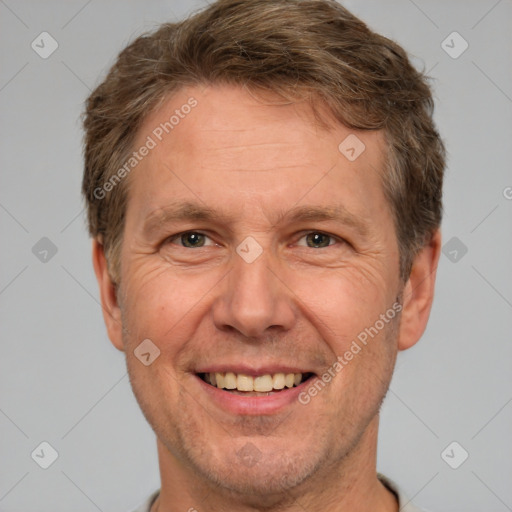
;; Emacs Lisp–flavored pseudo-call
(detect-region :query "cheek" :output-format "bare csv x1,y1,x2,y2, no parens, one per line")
119,260,218,350
289,264,395,350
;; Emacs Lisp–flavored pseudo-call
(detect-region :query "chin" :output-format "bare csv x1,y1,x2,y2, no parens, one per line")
177,433,324,502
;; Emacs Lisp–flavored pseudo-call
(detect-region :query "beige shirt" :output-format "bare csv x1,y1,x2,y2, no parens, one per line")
130,474,429,511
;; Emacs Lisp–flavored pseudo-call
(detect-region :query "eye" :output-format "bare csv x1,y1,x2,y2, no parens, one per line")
296,231,340,248
166,231,215,248
164,230,343,250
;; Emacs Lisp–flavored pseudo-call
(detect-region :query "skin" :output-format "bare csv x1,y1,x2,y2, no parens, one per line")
93,84,441,512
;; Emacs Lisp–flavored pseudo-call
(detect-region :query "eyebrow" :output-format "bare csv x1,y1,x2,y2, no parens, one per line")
142,201,369,237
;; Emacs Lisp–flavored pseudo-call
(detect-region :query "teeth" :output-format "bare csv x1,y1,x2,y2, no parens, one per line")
224,372,237,389
216,373,225,388
209,372,305,392
254,375,273,392
237,374,253,391
272,373,285,389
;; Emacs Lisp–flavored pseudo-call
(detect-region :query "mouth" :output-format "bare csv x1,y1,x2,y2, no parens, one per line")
197,371,315,396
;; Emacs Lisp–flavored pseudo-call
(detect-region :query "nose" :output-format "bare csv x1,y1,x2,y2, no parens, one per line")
211,245,297,339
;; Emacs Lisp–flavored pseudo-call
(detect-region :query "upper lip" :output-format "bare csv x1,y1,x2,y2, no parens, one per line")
194,365,316,376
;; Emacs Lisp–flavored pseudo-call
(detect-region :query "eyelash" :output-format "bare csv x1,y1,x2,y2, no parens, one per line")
164,230,343,249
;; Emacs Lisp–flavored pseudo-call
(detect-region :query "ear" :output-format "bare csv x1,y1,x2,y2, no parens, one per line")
92,239,124,351
397,230,442,351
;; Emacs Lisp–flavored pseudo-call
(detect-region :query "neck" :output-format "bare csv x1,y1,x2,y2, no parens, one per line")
153,416,397,512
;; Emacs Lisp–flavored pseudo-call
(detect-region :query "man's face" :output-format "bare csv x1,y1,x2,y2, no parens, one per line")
113,85,404,495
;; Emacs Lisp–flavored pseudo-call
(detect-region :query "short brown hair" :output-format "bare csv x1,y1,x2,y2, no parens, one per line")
82,0,445,283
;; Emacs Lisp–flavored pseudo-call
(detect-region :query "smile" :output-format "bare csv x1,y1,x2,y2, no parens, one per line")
198,371,314,394
193,364,319,414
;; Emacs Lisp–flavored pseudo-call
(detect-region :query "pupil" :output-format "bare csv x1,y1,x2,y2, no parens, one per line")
183,233,203,247
308,233,329,248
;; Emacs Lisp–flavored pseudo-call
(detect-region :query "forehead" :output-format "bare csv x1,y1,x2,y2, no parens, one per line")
127,84,390,228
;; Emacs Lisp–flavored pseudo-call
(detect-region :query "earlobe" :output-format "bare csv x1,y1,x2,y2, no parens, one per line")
91,239,125,351
397,230,442,351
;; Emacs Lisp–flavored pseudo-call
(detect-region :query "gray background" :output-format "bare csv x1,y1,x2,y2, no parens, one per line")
1,0,511,511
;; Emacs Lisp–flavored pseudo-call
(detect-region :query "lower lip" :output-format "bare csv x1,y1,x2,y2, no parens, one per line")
194,374,314,415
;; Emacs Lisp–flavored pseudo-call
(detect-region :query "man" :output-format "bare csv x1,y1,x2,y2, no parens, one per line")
82,0,445,510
